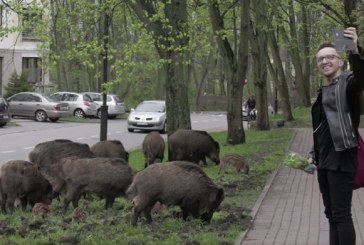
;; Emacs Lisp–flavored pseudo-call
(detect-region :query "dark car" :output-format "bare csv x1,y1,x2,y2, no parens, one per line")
0,97,11,127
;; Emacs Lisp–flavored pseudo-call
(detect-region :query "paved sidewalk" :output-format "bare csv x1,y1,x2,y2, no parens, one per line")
237,128,364,245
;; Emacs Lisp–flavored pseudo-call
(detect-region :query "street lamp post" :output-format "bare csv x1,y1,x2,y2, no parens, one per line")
100,9,109,141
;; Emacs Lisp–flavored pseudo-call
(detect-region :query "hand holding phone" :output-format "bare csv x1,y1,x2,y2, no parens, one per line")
333,29,355,51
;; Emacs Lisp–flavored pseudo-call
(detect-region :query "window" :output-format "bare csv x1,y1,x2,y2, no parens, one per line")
0,5,3,27
22,57,42,84
21,8,41,40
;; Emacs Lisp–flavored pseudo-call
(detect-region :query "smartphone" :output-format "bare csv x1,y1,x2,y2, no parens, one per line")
333,29,355,51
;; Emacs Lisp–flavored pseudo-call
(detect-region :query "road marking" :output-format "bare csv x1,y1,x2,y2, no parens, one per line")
24,146,34,150
1,150,15,154
91,135,98,138
77,137,86,140
115,131,123,133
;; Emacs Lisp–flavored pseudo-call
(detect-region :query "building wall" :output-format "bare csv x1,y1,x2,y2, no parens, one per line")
0,4,50,96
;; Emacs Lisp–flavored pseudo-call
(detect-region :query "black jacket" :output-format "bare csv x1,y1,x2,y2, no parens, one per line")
311,48,364,161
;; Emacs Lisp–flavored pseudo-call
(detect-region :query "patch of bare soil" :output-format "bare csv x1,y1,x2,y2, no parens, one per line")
0,167,268,245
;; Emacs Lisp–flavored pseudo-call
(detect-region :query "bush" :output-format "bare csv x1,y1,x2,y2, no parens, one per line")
4,72,33,98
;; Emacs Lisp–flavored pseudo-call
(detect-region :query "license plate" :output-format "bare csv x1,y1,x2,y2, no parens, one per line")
137,122,148,126
2,115,8,119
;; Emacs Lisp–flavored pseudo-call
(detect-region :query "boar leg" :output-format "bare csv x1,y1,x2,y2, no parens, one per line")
0,193,7,213
131,197,152,226
63,186,81,214
181,197,200,221
104,196,115,209
6,194,17,212
20,197,28,211
143,205,153,224
131,207,142,226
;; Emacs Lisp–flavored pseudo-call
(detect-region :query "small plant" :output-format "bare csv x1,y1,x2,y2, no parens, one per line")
4,71,33,98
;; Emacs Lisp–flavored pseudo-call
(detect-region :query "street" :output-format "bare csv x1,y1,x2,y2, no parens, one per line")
0,112,228,163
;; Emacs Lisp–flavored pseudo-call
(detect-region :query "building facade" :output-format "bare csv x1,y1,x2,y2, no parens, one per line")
0,4,50,96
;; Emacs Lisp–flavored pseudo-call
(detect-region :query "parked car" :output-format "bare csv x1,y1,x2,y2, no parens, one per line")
7,92,70,122
0,97,11,127
81,92,125,119
51,92,98,118
127,100,166,133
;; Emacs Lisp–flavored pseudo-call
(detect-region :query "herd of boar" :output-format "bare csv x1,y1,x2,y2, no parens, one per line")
0,129,249,225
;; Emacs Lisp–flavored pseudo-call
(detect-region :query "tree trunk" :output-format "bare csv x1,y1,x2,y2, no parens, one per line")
128,0,191,135
250,0,270,131
267,31,294,121
208,0,249,145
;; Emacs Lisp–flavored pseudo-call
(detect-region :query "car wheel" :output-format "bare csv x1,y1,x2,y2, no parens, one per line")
128,128,134,132
0,122,6,127
35,110,48,122
160,122,167,134
74,109,86,118
49,117,60,122
96,109,101,119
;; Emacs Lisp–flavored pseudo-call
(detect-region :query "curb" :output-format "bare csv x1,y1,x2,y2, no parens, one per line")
234,129,298,245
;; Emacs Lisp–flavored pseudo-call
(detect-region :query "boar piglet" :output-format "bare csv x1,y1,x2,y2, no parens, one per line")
168,129,220,165
61,157,133,213
0,160,52,213
219,153,249,174
29,139,95,171
91,140,129,162
127,161,224,226
142,131,165,168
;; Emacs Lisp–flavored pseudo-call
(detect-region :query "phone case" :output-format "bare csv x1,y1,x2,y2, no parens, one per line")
333,29,355,51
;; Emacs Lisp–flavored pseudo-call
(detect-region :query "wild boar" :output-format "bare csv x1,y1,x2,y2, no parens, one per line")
91,140,129,162
32,202,53,218
219,153,249,174
142,132,165,168
60,157,134,213
0,160,52,213
127,161,224,226
168,129,220,165
28,139,95,171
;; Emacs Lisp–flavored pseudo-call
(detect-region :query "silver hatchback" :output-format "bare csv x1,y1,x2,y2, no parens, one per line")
81,92,125,119
127,100,166,133
7,92,70,122
51,92,98,118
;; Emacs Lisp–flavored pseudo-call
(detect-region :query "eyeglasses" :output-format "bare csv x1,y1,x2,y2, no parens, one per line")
316,54,340,63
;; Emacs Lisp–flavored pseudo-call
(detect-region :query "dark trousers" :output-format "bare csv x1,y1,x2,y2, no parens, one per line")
317,169,356,245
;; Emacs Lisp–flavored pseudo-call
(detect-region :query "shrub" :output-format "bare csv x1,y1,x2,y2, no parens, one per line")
4,72,33,98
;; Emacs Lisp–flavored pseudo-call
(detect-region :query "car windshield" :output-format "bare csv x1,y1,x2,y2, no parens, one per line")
135,102,165,112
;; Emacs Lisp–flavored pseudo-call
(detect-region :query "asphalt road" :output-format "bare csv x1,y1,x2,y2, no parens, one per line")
0,112,228,164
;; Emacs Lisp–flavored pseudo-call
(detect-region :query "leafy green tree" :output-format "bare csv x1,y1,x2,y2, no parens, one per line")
4,72,33,98
127,0,192,135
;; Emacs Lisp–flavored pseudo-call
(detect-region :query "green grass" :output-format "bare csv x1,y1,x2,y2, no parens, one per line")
0,128,295,245
1,108,314,244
